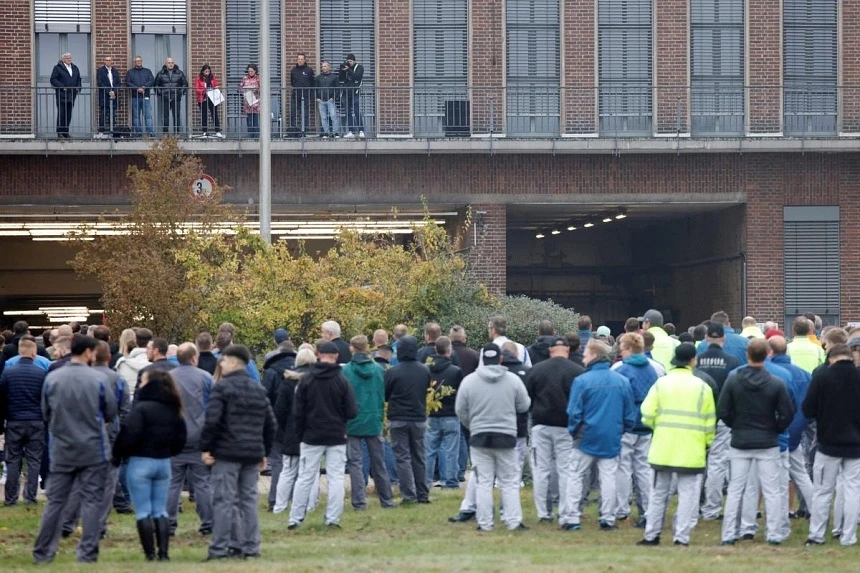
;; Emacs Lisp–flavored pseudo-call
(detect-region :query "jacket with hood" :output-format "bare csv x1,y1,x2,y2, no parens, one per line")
717,365,794,450
763,359,800,451
418,344,461,368
262,350,297,408
342,354,387,436
155,65,189,101
384,337,431,422
93,364,130,443
294,361,358,445
455,363,530,448
273,365,309,455
802,359,860,458
451,341,479,376
526,355,585,428
696,327,749,365
770,354,811,452
695,344,742,399
115,347,151,395
501,354,530,438
648,326,681,372
426,354,463,418
527,336,554,366
170,364,213,454
330,337,353,365
611,353,660,435
113,379,187,462
567,359,637,458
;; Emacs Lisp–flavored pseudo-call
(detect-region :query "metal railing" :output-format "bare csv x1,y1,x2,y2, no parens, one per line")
0,85,856,140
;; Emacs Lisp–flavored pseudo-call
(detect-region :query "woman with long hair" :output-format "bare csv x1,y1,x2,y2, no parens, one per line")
194,64,223,138
240,64,261,138
118,328,136,356
113,370,187,561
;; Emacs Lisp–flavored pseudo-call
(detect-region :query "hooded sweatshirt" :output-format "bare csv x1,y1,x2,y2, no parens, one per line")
611,353,659,435
526,355,584,428
342,353,386,436
455,363,530,448
527,336,554,366
115,347,151,395
717,365,794,449
294,361,357,446
427,354,463,418
384,336,431,421
802,359,860,458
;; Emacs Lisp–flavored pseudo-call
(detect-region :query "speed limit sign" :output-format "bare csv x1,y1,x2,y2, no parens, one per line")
190,174,215,200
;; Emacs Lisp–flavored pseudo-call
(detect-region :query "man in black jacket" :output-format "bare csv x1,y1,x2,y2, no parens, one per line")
289,53,315,137
424,337,463,489
288,342,357,529
527,320,557,365
50,52,81,138
261,339,296,510
315,61,340,137
450,325,478,482
341,53,365,138
803,343,860,546
525,336,585,527
321,320,351,364
95,56,120,137
271,362,307,514
201,345,276,560
385,336,432,503
154,58,188,135
717,339,794,546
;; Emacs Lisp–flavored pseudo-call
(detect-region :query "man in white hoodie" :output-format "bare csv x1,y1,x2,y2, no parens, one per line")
115,328,152,396
455,343,531,532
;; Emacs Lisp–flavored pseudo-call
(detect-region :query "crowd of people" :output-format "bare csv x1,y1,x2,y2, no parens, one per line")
1,308,859,563
51,51,366,139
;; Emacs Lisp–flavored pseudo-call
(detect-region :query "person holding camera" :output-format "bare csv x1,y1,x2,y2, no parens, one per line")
341,54,364,138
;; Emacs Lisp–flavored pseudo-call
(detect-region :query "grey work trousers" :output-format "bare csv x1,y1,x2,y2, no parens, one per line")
289,443,347,526
208,460,261,558
168,453,213,533
808,452,860,546
615,432,653,520
389,420,429,502
701,421,731,519
347,436,395,509
470,446,523,531
644,471,702,544
721,447,785,543
3,420,45,504
568,448,619,526
96,463,120,536
267,442,283,509
33,463,108,564
530,425,575,523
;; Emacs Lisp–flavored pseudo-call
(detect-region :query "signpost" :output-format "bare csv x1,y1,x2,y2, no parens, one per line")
190,174,215,200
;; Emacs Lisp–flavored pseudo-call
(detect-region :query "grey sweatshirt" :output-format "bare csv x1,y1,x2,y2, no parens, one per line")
42,362,117,471
455,364,530,437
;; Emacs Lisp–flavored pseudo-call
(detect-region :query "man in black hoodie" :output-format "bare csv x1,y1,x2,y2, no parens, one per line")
289,53,315,137
717,339,794,546
385,336,432,503
803,343,860,547
527,320,556,366
288,342,358,529
424,337,463,489
261,340,297,511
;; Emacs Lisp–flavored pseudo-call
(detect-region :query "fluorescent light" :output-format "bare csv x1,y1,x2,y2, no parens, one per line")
615,212,627,220
566,225,576,231
602,217,613,223
551,229,561,235
584,222,594,228
3,310,45,316
535,231,545,239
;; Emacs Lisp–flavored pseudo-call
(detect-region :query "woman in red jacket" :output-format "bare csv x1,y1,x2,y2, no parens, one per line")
194,64,223,138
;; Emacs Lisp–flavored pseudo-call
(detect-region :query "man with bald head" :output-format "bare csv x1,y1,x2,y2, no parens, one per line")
167,342,214,535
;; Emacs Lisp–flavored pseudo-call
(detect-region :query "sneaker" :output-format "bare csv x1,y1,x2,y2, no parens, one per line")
510,523,528,531
561,523,582,531
344,132,355,138
701,514,723,521
637,537,660,546
805,539,824,546
287,523,299,530
538,517,554,523
202,133,209,138
215,132,225,139
634,517,647,529
720,540,736,546
448,511,475,523
673,540,689,547
767,540,781,546
476,526,492,532
432,481,442,488
326,523,341,529
599,520,618,531
417,499,432,504
358,131,365,138
741,533,755,541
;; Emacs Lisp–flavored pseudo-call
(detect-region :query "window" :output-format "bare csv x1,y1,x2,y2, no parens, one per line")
598,0,652,135
784,0,837,135
320,0,376,135
413,0,468,136
783,207,840,328
691,0,744,135
35,1,92,137
505,0,560,136
225,0,282,136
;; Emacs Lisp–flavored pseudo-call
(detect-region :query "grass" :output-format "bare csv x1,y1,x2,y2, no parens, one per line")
0,485,857,572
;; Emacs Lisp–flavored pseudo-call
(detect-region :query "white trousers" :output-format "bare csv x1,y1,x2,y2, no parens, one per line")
701,421,731,518
288,444,346,527
644,471,702,544
568,448,619,525
789,447,815,513
531,425,575,523
808,452,860,545
721,447,785,543
470,446,522,531
615,433,652,519
273,455,320,514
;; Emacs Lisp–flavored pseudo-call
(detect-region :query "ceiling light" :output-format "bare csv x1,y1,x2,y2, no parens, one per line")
551,229,561,235
583,222,594,228
535,231,545,239
602,216,613,223
566,224,577,231
615,211,627,220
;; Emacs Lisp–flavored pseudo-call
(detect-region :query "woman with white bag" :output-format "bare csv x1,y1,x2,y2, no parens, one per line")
194,64,224,138
240,64,261,139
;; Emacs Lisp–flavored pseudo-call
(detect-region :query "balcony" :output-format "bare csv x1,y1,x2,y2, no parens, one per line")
0,85,859,155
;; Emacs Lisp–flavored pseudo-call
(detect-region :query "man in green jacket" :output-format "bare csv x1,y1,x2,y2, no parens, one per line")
639,309,679,372
343,335,396,509
787,316,825,374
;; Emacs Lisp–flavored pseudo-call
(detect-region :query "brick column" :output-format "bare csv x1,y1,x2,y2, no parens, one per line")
284,0,318,133
655,0,689,134
747,0,782,134
841,2,860,133
376,0,410,134
471,0,504,134
190,0,225,134
563,0,596,134
744,157,783,322
94,0,129,131
0,0,33,133
840,155,860,321
466,204,507,295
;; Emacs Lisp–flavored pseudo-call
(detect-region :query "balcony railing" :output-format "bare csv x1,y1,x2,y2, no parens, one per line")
0,85,857,140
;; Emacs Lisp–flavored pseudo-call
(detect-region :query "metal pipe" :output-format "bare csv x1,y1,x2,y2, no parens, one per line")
259,0,272,243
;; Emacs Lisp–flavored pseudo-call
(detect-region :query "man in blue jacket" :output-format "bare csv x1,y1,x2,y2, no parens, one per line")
696,311,749,365
566,339,637,531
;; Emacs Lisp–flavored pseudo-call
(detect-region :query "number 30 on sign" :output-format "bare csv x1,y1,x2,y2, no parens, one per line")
190,174,215,200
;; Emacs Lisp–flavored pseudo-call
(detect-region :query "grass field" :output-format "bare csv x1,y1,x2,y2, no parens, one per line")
0,483,857,572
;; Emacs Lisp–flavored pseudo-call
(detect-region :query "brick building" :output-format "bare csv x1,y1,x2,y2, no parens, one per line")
0,0,858,332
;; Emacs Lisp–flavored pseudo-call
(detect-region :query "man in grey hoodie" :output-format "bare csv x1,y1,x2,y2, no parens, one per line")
455,343,531,532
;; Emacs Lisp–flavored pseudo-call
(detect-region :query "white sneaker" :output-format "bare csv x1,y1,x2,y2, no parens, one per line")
201,132,208,138
343,132,355,139
358,131,366,138
93,133,107,139
215,132,225,139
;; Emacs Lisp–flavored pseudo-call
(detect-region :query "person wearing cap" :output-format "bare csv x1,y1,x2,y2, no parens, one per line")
639,309,680,372
611,333,660,528
340,53,365,138
455,343,531,531
261,331,297,511
636,343,715,547
384,335,432,503
696,322,742,520
288,341,358,529
695,311,749,365
566,340,637,531
802,343,860,546
201,345,276,560
765,328,785,340
741,316,765,339
717,339,794,546
850,336,860,368
523,335,584,527
787,316,826,374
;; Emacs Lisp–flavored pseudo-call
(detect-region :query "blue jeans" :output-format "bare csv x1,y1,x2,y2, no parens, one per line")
126,456,171,520
317,100,340,135
246,113,259,138
131,97,154,135
361,436,398,484
425,416,461,488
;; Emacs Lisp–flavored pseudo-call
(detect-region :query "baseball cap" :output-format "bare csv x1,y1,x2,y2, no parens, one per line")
318,341,340,355
670,343,697,367
274,328,290,343
765,328,785,340
706,323,725,338
637,309,663,326
596,326,611,338
481,343,501,362
848,338,860,349
550,336,569,347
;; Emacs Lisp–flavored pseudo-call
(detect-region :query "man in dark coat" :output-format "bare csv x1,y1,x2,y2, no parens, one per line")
50,53,82,138
154,57,188,134
289,53,315,136
261,338,296,511
95,56,120,137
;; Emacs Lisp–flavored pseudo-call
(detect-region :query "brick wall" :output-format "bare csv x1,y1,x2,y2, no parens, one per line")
0,0,33,133
466,204,506,294
747,0,782,133
376,0,410,134
843,1,860,133
471,0,503,133
563,0,596,134
284,0,318,132
839,155,860,322
94,0,129,129
655,0,689,133
189,0,225,134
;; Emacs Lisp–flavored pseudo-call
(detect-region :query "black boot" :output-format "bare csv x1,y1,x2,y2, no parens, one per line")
154,517,171,561
136,518,156,561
